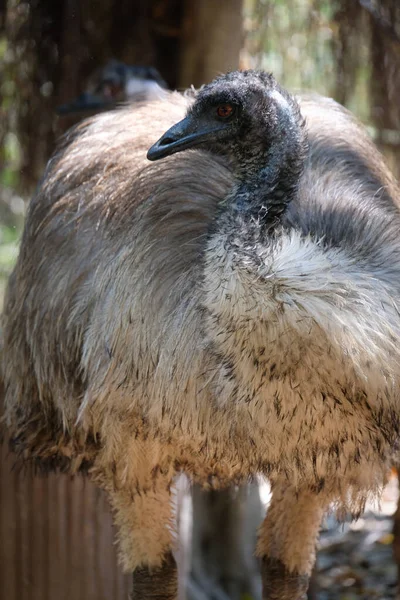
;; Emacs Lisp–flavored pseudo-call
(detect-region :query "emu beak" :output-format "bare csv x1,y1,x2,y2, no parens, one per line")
147,117,225,161
57,92,113,116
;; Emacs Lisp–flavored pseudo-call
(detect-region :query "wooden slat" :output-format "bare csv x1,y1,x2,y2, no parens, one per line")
0,445,18,599
0,442,130,600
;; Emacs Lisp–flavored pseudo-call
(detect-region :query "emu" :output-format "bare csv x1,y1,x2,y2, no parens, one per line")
2,70,400,600
57,60,167,115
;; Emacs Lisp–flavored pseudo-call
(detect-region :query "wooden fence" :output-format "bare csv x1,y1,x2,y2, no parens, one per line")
0,441,130,600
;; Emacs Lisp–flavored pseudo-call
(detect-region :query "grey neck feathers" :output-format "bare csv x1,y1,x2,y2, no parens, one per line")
230,96,306,228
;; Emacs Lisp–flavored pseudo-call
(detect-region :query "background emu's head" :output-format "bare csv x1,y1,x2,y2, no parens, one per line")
57,62,167,115
148,70,307,184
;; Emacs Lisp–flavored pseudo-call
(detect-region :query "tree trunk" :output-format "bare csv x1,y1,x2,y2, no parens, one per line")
180,0,244,88
188,483,263,600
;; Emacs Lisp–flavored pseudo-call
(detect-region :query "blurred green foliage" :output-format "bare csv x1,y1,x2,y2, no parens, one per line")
0,30,24,278
0,225,19,271
243,0,371,121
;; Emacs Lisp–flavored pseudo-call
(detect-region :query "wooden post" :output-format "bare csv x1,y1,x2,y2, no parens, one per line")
0,442,130,600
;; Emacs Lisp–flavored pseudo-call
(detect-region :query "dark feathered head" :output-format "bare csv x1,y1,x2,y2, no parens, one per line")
148,70,306,183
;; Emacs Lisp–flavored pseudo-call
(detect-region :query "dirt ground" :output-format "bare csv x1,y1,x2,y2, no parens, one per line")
314,474,399,599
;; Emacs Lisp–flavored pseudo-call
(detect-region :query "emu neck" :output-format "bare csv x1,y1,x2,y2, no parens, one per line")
229,102,306,226
232,150,300,225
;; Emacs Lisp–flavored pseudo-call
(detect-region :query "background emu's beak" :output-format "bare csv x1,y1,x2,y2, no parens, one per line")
57,92,113,116
147,117,226,161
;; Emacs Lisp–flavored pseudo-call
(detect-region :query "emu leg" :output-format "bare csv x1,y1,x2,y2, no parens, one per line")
113,479,178,600
132,551,178,600
110,479,179,600
307,566,319,600
93,440,178,600
257,481,325,600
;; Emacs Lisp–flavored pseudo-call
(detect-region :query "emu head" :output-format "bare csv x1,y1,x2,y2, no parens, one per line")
147,70,306,184
57,61,167,115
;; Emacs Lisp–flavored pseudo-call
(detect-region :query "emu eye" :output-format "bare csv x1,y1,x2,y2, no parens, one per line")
216,104,235,119
102,82,121,99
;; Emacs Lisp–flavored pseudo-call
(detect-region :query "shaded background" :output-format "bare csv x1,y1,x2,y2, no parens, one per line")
0,1,399,599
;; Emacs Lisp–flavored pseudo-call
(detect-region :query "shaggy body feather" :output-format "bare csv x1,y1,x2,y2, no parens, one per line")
2,77,400,597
